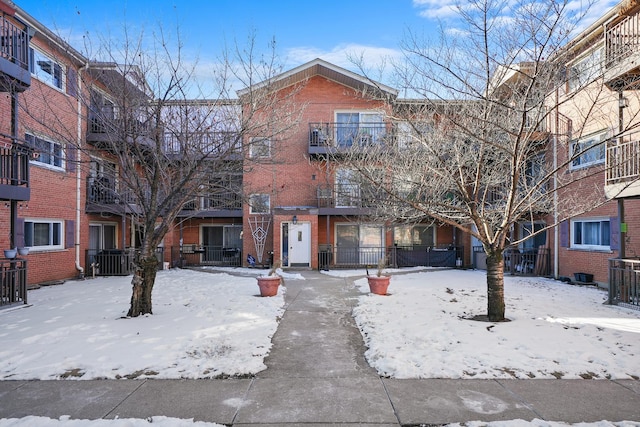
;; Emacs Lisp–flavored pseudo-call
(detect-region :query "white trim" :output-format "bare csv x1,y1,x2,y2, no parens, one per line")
570,217,610,251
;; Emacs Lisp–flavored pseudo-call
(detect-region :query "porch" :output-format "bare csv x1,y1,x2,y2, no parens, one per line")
170,245,243,268
609,258,640,310
85,248,166,277
1,258,27,307
318,245,463,270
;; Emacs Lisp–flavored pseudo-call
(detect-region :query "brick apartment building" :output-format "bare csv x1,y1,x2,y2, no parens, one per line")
1,0,639,310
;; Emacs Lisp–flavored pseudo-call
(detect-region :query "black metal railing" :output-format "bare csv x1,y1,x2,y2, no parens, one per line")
162,131,241,156
318,245,463,270
181,192,242,211
1,258,27,306
86,176,136,206
170,245,242,268
0,145,29,187
309,122,389,150
609,258,640,310
316,184,383,208
85,247,165,277
0,16,29,70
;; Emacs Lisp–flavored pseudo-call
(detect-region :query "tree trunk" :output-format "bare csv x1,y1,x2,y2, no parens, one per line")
485,249,505,321
127,255,159,317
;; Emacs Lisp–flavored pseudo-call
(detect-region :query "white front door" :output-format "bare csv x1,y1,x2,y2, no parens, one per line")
286,222,311,267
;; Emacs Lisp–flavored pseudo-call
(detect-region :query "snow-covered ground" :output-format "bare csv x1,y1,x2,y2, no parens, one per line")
1,267,640,426
0,268,286,380
342,269,640,380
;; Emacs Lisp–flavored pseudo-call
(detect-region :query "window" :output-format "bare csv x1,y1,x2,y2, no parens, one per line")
25,220,63,250
394,225,435,247
29,48,64,90
520,222,547,251
25,133,64,169
568,47,602,92
249,137,271,158
335,112,385,147
571,218,610,250
249,194,270,214
570,130,607,169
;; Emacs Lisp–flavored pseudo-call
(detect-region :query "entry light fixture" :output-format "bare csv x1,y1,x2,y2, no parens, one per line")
292,215,298,225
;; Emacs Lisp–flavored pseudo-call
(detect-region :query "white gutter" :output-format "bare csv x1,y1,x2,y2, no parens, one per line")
75,62,89,278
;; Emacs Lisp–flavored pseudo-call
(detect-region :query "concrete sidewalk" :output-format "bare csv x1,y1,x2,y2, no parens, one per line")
0,270,639,425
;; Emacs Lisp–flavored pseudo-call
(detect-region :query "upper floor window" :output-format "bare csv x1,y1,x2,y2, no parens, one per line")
25,219,63,250
29,48,64,90
571,218,610,250
249,194,270,214
335,112,385,147
567,47,603,92
570,130,607,169
249,137,271,158
25,133,64,169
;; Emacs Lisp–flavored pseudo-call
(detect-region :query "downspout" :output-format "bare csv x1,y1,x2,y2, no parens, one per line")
75,62,89,278
553,88,559,280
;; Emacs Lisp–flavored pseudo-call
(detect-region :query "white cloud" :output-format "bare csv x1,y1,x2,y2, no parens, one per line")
413,0,459,19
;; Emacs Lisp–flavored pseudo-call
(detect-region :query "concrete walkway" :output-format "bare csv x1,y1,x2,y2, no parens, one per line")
0,270,639,425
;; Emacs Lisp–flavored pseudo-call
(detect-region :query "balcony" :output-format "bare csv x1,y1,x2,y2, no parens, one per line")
309,122,389,156
605,139,640,198
0,144,30,201
604,10,640,89
85,176,136,213
0,15,30,92
162,131,241,159
316,183,380,214
86,114,156,148
178,191,243,218
1,258,27,307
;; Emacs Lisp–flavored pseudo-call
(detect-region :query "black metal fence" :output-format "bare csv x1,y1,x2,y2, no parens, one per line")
609,258,640,310
1,259,27,307
85,247,165,277
170,245,242,268
318,245,463,270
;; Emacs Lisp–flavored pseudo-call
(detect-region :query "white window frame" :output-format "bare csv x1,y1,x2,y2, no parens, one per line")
570,217,610,251
249,193,270,214
29,47,65,90
570,130,607,170
567,47,603,92
249,137,271,158
26,133,65,170
24,219,64,251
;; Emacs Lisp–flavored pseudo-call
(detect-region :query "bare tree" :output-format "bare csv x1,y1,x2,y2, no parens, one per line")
342,0,638,321
24,27,303,317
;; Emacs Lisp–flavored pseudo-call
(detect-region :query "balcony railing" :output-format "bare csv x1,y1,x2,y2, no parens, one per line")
609,258,640,310
162,131,241,156
1,258,27,307
0,15,29,69
605,12,640,68
317,183,383,209
86,176,136,207
0,145,29,187
606,139,640,185
85,247,165,277
181,192,242,211
309,122,389,154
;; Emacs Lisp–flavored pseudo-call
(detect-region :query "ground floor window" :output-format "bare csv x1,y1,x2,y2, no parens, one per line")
335,223,385,264
394,224,435,247
571,218,610,250
25,219,63,250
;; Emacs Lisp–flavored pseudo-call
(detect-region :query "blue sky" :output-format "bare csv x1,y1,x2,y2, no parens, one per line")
17,0,619,86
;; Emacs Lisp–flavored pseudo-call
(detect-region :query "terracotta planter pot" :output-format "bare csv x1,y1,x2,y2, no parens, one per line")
256,276,281,297
367,275,390,295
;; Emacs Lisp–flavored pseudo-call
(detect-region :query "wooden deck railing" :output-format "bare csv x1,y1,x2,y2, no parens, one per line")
605,12,640,68
609,258,640,310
